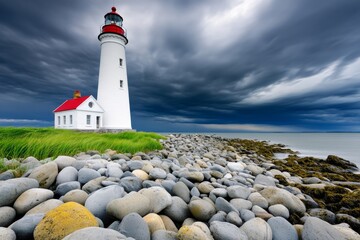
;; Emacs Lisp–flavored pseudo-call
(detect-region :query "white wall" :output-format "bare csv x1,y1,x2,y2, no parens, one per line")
54,110,77,129
97,33,132,130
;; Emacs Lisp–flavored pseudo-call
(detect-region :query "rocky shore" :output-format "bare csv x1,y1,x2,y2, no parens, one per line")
0,134,360,240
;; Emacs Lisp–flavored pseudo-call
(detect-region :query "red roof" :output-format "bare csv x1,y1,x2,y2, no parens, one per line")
53,96,90,113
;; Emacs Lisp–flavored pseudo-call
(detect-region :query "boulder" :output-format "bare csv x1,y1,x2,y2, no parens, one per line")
13,188,54,215
0,207,16,227
189,199,216,221
139,187,172,213
143,213,166,234
56,166,78,185
240,217,272,240
54,156,76,170
118,213,150,240
210,221,248,240
0,178,39,207
162,196,189,223
10,213,44,239
267,217,298,240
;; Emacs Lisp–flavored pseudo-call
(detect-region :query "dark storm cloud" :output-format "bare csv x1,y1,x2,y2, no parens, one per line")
0,0,359,131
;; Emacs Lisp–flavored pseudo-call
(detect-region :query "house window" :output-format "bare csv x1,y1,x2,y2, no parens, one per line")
63,116,66,125
120,80,123,88
88,102,93,108
86,115,91,125
57,116,60,125
70,115,73,125
119,58,123,67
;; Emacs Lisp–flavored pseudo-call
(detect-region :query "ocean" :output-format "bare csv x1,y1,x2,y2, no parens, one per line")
162,133,360,168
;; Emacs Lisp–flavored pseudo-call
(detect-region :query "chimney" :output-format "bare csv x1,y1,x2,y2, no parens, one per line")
73,90,81,99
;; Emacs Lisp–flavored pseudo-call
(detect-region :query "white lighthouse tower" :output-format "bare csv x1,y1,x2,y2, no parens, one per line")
97,7,132,130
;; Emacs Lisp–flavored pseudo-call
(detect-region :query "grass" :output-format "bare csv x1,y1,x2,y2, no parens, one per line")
0,127,165,160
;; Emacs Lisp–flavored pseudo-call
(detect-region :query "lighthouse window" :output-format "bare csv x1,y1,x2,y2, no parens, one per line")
120,80,124,88
63,116,66,125
119,58,123,67
57,116,60,126
70,115,73,125
86,115,91,125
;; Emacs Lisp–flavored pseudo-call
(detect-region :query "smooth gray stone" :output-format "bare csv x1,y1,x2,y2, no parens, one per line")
163,196,189,223
120,176,142,192
308,208,336,224
82,176,107,193
226,211,243,227
149,168,167,179
227,185,251,199
302,217,349,240
210,221,248,240
179,177,195,188
0,178,39,207
240,209,255,222
248,192,269,209
190,187,200,197
85,185,125,222
161,180,176,195
267,217,298,240
172,181,190,203
13,188,54,215
303,177,322,184
230,199,252,211
54,156,76,170
0,207,16,227
142,180,162,188
62,227,128,240
215,197,239,214
55,181,80,196
139,187,172,213
127,161,143,171
336,213,360,232
56,166,78,186
254,174,276,187
121,171,135,178
9,213,44,240
118,213,150,240
268,204,290,219
240,217,272,240
0,171,14,181
0,227,16,240
209,211,227,223
211,188,228,198
189,199,216,221
78,168,101,184
106,162,123,178
108,221,120,230
152,230,177,240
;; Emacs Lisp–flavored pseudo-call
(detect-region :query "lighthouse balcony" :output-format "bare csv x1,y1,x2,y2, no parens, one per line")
100,24,127,37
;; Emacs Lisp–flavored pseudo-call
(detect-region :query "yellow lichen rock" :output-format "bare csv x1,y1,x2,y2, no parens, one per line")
34,202,98,240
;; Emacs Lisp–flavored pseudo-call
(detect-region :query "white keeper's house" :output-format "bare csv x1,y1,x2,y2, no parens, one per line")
53,6,132,131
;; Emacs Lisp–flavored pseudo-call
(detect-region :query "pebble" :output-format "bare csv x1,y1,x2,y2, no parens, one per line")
227,162,245,172
78,168,101,184
152,230,177,240
308,208,336,224
82,176,106,193
143,213,166,234
210,221,248,240
149,168,167,179
107,192,151,220
172,181,191,203
118,213,150,240
240,209,256,222
120,176,143,192
54,156,76,170
302,217,350,240
180,171,204,182
0,207,16,227
215,197,239,214
56,166,78,185
9,213,45,239
139,187,172,213
163,196,189,223
230,198,252,210
268,204,290,219
267,217,298,240
160,215,178,232
55,181,81,196
62,227,128,240
226,211,243,226
13,188,54,215
177,225,208,240
106,162,123,178
63,189,89,205
0,227,16,240
189,199,216,221
248,192,269,209
254,174,276,187
240,217,272,240
25,199,63,215
133,169,149,180
0,178,39,207
227,185,251,199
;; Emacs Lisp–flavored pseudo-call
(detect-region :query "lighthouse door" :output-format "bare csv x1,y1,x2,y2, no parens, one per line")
96,116,101,129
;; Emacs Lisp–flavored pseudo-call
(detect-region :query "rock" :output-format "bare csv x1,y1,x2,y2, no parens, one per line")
55,181,81,196
34,202,98,240
240,217,272,240
210,188,228,198
192,222,214,240
133,169,149,180
215,197,238,214
9,213,44,240
120,176,143,192
56,166,78,185
240,209,255,222
267,217,298,240
189,199,216,221
0,227,16,240
303,177,322,184
177,225,209,240
163,196,189,223
85,185,125,222
180,172,204,182
62,227,127,240
226,211,243,226
139,187,172,213
333,224,360,239
230,199,252,211
143,213,166,234
302,217,350,240
254,174,276,187
260,187,306,214
107,192,151,220
308,208,336,224
252,205,273,220
209,211,227,223
149,168,167,179
160,215,178,232
0,178,39,207
25,199,63,215
13,188,54,215
246,164,264,175
227,185,251,199
197,182,215,194
0,207,16,227
227,162,245,172
204,153,215,160
173,181,191,203
63,189,89,205
0,171,14,181
106,162,123,178
82,176,106,193
268,204,290,219
78,168,101,184
128,160,144,171
336,213,360,233
152,230,177,240
248,192,268,209
210,221,248,240
118,213,150,240
191,187,201,197
54,156,76,170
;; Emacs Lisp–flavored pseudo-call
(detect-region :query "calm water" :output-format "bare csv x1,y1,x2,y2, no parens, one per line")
161,133,360,168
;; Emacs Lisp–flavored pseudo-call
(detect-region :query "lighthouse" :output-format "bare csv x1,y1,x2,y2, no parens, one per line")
97,6,132,130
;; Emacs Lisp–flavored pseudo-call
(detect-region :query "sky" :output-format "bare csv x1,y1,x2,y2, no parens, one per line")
0,0,360,132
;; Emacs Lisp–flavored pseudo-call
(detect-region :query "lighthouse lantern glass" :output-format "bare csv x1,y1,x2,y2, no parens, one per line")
105,14,123,27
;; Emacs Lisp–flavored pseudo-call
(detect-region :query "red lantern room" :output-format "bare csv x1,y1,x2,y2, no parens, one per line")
98,7,128,44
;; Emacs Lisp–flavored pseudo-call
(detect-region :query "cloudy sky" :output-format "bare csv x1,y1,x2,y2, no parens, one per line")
0,0,359,132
